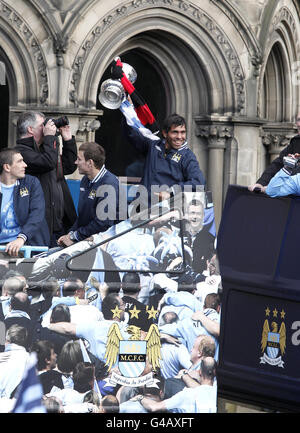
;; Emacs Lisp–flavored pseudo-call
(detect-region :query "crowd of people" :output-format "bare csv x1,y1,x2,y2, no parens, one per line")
0,86,298,414
0,79,222,414
0,185,221,413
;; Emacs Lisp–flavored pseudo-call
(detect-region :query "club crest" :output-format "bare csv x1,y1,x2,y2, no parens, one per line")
260,306,286,368
88,189,97,199
19,187,29,197
103,323,161,388
171,152,182,163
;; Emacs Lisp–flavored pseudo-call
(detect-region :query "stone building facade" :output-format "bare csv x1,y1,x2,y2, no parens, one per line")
0,0,299,226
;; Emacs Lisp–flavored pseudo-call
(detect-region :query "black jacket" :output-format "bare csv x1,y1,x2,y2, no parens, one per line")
256,135,300,186
15,135,77,236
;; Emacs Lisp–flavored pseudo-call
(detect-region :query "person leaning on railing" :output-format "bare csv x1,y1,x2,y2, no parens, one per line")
0,148,50,257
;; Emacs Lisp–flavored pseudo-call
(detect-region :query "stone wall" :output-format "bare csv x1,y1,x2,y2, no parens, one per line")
0,0,299,226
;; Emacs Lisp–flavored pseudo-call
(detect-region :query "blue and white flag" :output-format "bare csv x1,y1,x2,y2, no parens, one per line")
12,352,46,413
120,99,160,141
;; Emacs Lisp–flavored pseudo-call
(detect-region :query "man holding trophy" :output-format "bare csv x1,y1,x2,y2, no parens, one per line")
99,57,206,210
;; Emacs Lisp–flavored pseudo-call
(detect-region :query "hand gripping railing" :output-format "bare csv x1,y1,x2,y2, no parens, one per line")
0,245,49,258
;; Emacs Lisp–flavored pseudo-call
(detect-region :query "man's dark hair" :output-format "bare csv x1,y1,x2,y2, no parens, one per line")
200,357,217,381
101,394,120,413
187,199,204,210
204,293,221,311
62,278,84,297
162,113,186,133
102,293,122,320
32,340,55,370
16,111,45,138
79,142,105,169
41,277,59,299
142,372,165,398
122,272,140,294
50,304,71,323
73,361,95,393
57,340,83,374
10,292,30,314
6,324,28,348
0,148,20,175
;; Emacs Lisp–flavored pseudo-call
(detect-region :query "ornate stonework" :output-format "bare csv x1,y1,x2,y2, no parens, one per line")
0,0,299,216
0,0,49,105
70,0,246,112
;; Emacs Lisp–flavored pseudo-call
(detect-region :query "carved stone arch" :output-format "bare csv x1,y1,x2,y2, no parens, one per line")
71,2,246,119
0,20,38,106
0,2,50,145
0,1,49,107
260,38,294,122
259,6,300,121
69,1,249,226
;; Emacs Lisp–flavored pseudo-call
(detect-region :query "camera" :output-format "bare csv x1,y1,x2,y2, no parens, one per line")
43,115,69,128
283,155,299,169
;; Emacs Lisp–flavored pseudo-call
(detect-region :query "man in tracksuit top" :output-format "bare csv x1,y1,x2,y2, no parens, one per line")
120,100,205,208
0,148,50,257
58,142,119,247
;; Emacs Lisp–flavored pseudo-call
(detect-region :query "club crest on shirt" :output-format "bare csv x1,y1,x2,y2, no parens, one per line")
103,322,161,388
171,152,182,163
19,187,29,197
88,189,97,199
260,306,286,368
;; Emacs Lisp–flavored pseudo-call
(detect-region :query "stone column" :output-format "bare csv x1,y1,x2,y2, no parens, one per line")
77,117,101,144
261,129,296,163
196,123,233,229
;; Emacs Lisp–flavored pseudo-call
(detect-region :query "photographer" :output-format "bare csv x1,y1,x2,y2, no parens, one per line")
249,112,300,193
15,111,77,246
266,153,300,197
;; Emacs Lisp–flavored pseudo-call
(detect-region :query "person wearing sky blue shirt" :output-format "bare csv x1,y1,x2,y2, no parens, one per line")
249,112,300,193
266,154,300,197
47,293,130,364
0,148,50,256
139,357,217,413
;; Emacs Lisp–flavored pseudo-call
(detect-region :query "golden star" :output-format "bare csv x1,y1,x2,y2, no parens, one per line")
265,307,270,316
146,305,158,319
273,308,278,318
129,305,141,319
111,305,122,319
280,309,286,319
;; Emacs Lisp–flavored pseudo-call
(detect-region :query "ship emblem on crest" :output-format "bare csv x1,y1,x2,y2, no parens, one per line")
260,306,286,368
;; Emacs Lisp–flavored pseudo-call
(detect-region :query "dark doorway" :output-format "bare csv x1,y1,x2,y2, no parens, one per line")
0,60,9,149
95,50,167,177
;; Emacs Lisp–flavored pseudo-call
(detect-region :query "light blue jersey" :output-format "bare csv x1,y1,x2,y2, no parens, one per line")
165,384,216,413
76,320,130,363
266,169,300,197
0,183,20,243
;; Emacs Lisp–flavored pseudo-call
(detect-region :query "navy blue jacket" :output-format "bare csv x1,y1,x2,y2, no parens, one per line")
123,120,205,203
0,175,50,246
70,168,119,241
